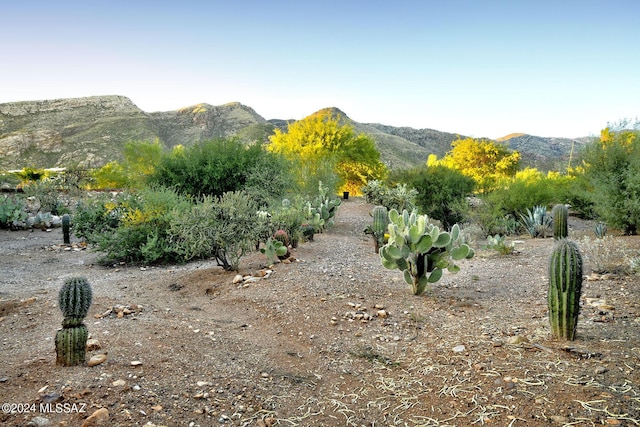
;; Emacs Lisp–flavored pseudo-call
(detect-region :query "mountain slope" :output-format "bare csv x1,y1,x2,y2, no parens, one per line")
0,95,592,171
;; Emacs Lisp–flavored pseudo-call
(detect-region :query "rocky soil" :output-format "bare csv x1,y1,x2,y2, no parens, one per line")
0,198,639,427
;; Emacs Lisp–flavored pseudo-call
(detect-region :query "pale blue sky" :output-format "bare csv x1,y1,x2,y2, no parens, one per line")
2,1,638,139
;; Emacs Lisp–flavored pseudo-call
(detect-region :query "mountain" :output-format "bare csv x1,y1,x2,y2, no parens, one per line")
0,95,593,171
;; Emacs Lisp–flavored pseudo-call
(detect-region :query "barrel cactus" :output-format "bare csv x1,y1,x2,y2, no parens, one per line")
55,277,93,366
379,209,474,295
552,204,568,240
548,239,583,340
62,214,71,244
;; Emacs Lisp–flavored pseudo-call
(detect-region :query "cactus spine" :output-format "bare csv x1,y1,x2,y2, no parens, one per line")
548,239,583,340
372,205,388,253
56,277,93,366
62,214,71,244
552,204,568,240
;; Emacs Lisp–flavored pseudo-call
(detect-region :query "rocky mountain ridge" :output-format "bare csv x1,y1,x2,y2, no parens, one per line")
0,95,593,170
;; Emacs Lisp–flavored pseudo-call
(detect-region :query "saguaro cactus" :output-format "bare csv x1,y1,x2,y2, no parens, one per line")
55,277,93,366
548,239,583,340
379,209,474,295
372,205,388,253
552,204,568,240
62,214,71,244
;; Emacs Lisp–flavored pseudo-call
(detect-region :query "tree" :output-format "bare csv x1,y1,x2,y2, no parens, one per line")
430,137,520,191
580,121,640,234
93,140,163,189
268,110,387,195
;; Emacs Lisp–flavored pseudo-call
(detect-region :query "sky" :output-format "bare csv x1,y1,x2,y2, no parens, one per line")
2,0,639,139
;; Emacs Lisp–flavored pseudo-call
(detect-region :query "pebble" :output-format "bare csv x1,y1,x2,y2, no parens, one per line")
80,408,109,427
595,366,609,375
550,415,569,424
452,345,465,353
86,339,101,351
131,360,143,366
112,379,126,387
87,354,107,367
26,416,50,426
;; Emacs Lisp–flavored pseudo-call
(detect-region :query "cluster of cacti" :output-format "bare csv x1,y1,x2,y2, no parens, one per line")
62,214,71,244
379,209,474,295
55,277,93,366
548,239,583,340
305,181,341,232
551,204,568,240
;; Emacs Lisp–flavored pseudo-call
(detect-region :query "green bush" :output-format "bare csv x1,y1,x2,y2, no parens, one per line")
0,195,28,229
391,166,475,229
361,180,417,212
150,138,290,202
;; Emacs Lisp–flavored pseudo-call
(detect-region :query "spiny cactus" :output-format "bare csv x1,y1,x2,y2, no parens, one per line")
58,277,93,327
552,204,568,240
548,239,583,340
56,277,93,366
379,209,474,295
372,205,388,253
273,229,290,247
62,214,71,244
55,325,88,366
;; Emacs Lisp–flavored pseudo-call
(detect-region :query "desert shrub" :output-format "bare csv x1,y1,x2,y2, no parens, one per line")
150,138,289,201
361,180,417,212
168,191,259,271
22,178,69,215
75,187,191,265
391,165,475,228
93,140,163,189
485,234,515,255
579,235,635,275
0,195,28,229
578,124,640,234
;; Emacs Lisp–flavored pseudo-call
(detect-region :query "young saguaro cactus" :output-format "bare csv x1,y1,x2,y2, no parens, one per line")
372,205,388,253
56,277,93,366
548,239,583,340
552,204,568,240
62,214,71,245
379,209,474,295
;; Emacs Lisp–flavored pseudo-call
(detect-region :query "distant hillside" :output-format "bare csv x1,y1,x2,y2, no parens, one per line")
0,95,593,171
496,133,595,170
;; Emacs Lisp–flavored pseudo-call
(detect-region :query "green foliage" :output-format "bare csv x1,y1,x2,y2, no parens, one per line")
578,123,640,234
548,239,583,340
151,138,289,201
303,181,342,233
429,137,520,191
391,165,475,229
551,204,569,240
168,191,259,271
361,180,417,212
0,195,28,229
379,209,474,295
268,110,387,196
366,205,388,252
75,187,191,265
22,178,69,215
519,205,552,238
485,234,515,255
93,140,163,189
270,198,305,247
15,167,46,183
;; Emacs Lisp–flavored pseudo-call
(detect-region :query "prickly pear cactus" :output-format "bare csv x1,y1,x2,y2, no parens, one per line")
56,277,93,366
548,239,583,340
379,209,474,295
552,204,568,240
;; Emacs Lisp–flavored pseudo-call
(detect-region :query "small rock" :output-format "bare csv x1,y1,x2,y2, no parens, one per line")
232,274,243,284
507,335,529,345
88,354,107,367
41,392,62,404
86,339,101,351
595,366,609,375
112,379,126,387
196,381,211,387
452,345,466,353
26,416,50,426
81,408,109,427
376,309,388,318
550,415,569,424
130,360,143,366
